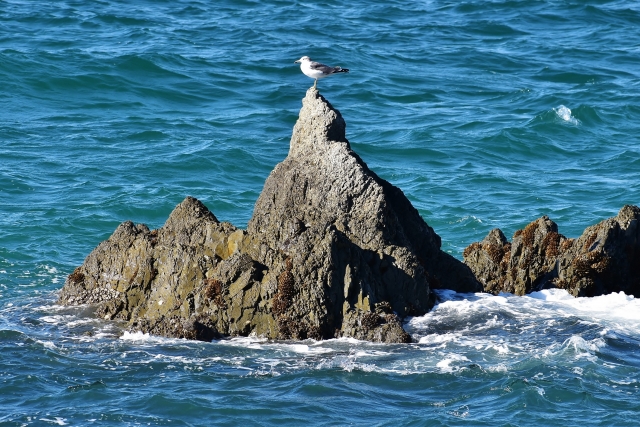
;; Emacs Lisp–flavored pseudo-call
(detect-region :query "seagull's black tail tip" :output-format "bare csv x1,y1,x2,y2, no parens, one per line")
339,68,349,73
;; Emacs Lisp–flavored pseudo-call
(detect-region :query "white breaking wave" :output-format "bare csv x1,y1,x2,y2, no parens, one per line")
436,353,471,373
554,105,580,125
529,289,640,330
412,288,640,335
38,288,639,378
404,288,640,373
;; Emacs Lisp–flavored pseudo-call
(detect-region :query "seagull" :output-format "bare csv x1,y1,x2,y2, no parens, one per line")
294,56,349,88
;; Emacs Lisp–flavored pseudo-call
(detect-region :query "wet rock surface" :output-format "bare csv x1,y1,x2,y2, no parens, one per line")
464,205,640,297
58,87,481,342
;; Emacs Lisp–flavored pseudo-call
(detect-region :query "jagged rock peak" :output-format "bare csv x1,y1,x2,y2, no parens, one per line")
164,196,218,229
248,86,444,259
248,86,480,308
288,87,348,157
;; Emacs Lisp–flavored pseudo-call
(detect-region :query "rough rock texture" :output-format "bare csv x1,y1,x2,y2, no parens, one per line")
463,205,640,297
58,87,481,342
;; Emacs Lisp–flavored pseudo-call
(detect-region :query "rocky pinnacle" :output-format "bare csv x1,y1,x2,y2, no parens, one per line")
58,87,481,342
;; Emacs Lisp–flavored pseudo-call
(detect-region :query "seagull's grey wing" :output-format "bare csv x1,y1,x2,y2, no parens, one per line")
308,61,339,74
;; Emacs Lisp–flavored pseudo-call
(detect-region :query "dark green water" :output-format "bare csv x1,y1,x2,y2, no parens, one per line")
1,0,639,425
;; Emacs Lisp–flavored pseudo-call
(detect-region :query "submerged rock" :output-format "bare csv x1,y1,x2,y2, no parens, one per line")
463,205,640,297
58,87,481,342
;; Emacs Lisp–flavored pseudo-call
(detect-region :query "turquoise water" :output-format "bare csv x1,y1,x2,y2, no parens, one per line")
1,0,640,425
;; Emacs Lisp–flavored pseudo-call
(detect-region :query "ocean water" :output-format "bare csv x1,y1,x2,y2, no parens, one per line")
1,0,639,425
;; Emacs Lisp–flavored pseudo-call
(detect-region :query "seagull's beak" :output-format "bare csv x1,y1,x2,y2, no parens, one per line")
294,59,301,63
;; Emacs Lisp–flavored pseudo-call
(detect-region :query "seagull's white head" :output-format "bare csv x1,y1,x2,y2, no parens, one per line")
294,56,311,64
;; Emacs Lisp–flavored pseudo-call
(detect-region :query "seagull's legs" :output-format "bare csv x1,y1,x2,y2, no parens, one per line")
313,79,317,89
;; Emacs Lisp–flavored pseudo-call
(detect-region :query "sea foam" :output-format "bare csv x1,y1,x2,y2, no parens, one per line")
554,105,580,125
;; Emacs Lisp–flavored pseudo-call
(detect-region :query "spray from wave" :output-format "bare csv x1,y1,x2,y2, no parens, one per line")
554,105,580,125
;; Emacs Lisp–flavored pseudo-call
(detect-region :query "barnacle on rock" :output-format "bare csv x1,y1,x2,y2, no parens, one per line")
272,267,295,316
483,242,505,264
277,270,295,299
204,278,222,299
572,250,609,278
463,242,481,259
583,232,598,251
560,238,575,252
521,221,539,247
375,301,393,314
384,313,401,324
586,250,610,273
499,244,512,270
542,231,561,258
276,315,311,340
68,267,85,284
555,277,568,290
272,296,289,315
573,256,589,278
204,278,226,309
361,311,381,330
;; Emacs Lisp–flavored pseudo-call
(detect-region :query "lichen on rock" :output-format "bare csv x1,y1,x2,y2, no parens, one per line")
58,87,481,343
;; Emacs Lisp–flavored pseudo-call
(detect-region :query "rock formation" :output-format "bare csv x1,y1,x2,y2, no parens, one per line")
58,87,481,343
463,205,640,297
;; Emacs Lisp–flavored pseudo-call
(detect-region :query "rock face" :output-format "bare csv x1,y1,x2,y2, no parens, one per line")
463,205,640,297
58,87,481,342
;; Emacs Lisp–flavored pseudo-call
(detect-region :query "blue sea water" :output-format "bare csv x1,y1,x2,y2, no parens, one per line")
1,0,640,425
